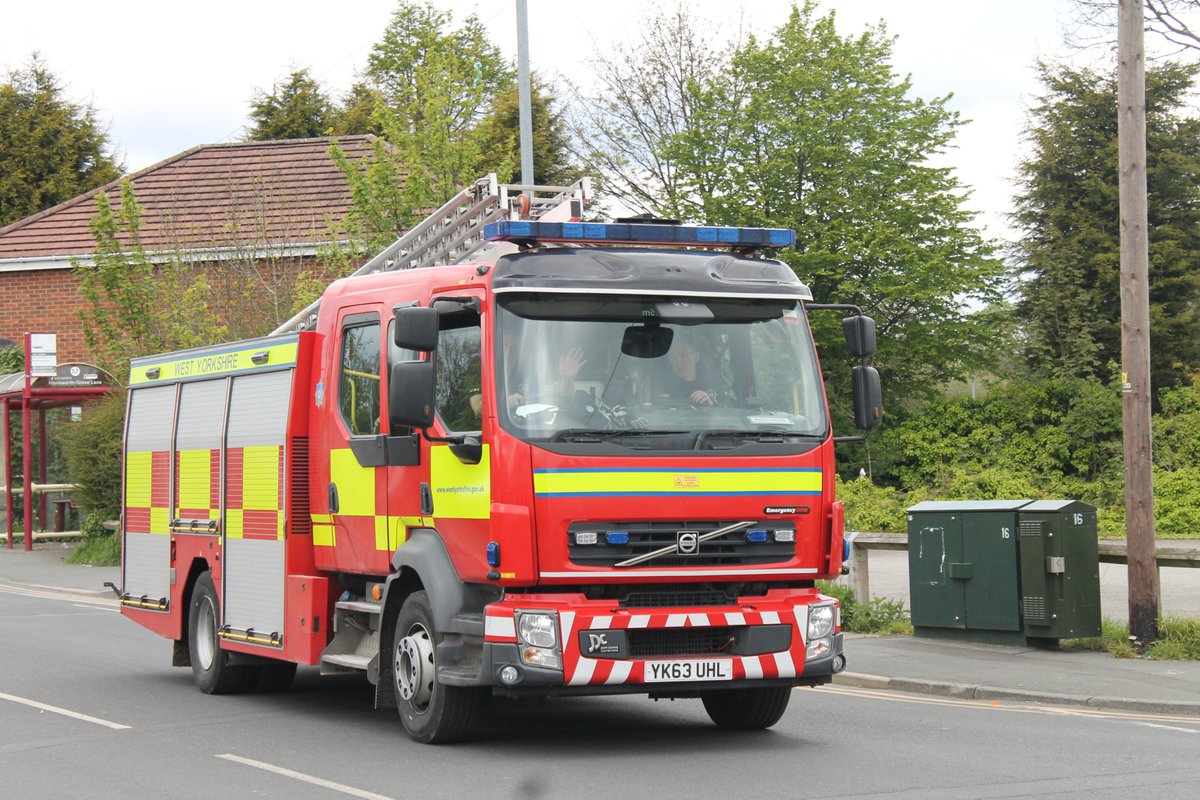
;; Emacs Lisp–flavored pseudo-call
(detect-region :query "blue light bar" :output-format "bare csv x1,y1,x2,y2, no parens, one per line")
605,530,630,546
746,529,769,543
484,220,795,249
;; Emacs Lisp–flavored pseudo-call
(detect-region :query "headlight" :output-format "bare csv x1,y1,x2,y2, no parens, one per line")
517,612,558,649
808,604,835,641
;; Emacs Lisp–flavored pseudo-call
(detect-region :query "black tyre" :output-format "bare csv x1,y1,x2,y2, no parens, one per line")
392,591,482,743
188,572,255,694
254,661,298,692
701,686,792,730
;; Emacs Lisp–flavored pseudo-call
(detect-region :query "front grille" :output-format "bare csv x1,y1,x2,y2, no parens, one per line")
568,520,794,567
628,626,740,658
621,589,735,608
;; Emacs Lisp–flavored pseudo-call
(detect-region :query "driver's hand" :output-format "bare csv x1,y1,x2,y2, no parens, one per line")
559,348,586,380
691,390,714,406
508,392,525,409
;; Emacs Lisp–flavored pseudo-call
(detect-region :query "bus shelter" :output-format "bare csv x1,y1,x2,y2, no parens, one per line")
1,363,116,550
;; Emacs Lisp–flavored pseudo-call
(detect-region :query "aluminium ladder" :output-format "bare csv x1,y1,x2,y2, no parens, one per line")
272,173,591,335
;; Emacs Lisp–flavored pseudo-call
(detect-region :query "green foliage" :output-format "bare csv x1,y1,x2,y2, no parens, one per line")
66,512,120,566
0,54,122,227
837,475,920,533
366,0,510,197
1150,616,1200,660
1013,61,1200,394
817,580,912,635
332,82,383,136
1155,384,1200,471
568,3,726,215
73,180,228,374
1065,617,1199,660
1153,467,1200,537
472,74,577,186
864,373,1200,537
574,2,1004,422
247,68,335,140
54,392,124,518
317,138,421,283
0,345,20,373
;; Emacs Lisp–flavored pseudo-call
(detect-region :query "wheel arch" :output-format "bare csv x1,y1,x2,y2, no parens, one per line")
172,557,213,667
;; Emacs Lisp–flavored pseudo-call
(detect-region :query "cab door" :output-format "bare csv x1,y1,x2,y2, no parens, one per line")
312,306,430,576
316,307,389,574
422,293,493,581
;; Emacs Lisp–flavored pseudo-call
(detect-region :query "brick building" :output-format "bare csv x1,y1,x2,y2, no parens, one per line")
0,136,381,361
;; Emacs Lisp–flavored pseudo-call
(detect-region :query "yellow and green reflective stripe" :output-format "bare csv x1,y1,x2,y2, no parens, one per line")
130,337,299,385
533,467,823,498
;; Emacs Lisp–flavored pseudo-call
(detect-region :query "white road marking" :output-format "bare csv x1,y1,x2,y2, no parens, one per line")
0,691,131,730
0,583,118,607
217,754,397,800
820,684,1200,724
1133,722,1200,735
72,603,118,612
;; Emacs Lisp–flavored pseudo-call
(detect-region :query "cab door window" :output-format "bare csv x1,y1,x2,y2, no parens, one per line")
435,310,482,433
338,317,381,436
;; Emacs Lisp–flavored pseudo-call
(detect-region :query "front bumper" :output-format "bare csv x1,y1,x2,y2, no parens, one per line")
472,590,844,697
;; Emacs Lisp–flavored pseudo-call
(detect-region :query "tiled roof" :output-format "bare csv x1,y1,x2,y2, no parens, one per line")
0,135,382,261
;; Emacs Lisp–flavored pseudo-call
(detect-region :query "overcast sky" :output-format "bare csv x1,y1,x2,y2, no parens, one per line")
4,0,1083,241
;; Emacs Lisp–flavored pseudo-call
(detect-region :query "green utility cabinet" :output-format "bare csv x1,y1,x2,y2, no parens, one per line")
907,500,1101,644
1018,500,1101,640
907,501,1028,641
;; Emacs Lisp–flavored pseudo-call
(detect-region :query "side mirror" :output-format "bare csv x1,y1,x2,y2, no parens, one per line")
842,315,876,359
852,365,882,431
393,307,439,352
389,360,436,428
621,325,674,358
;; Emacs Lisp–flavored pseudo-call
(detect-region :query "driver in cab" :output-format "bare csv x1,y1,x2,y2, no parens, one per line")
658,335,717,407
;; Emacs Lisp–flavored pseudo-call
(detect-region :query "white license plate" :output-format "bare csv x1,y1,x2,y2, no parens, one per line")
644,659,733,683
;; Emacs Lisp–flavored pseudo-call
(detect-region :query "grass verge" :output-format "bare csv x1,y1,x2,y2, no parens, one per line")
817,580,913,635
1063,616,1200,660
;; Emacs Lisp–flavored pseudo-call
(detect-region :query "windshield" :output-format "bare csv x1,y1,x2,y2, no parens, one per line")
495,294,828,445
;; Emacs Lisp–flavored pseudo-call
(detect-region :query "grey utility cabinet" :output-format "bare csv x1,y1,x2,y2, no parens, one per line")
907,500,1101,644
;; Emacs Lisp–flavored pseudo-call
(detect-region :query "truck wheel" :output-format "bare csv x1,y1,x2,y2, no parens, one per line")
392,591,482,743
188,572,254,694
701,686,792,730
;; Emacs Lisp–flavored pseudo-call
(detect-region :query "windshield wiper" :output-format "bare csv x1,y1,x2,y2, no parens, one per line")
551,428,688,443
693,429,821,449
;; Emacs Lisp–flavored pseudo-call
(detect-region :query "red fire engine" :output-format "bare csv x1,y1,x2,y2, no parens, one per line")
116,176,881,742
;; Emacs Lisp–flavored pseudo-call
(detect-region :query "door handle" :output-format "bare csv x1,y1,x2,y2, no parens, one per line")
328,483,339,514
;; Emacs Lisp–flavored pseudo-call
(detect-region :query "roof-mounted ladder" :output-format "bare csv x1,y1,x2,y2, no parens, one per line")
271,173,591,335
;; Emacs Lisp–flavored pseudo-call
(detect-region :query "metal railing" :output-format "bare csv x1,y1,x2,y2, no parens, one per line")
843,531,1200,604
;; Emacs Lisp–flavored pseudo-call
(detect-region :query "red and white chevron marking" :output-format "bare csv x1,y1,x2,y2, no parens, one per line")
485,600,828,687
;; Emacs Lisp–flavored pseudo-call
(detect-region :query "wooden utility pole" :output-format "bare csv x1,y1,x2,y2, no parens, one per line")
1117,0,1159,647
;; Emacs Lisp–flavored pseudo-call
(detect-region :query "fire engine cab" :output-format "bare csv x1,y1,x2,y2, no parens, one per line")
117,176,881,742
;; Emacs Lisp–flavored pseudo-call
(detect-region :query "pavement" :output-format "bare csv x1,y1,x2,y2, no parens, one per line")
3,542,1199,717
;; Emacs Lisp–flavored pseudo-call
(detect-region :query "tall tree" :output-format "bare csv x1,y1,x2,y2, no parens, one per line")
1012,61,1200,393
0,55,122,227
331,81,383,136
322,0,516,271
578,2,1003,409
247,68,334,140
362,0,511,200
1071,1,1200,53
568,3,732,215
74,181,227,374
473,74,577,186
